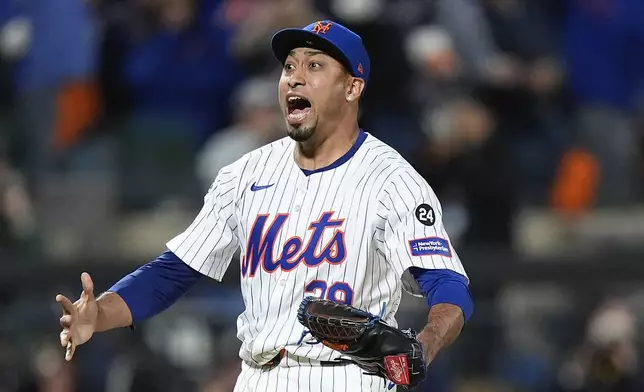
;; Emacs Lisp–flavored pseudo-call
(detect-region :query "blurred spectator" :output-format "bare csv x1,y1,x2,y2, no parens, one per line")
95,0,135,122
230,0,323,75
119,0,242,210
315,0,422,158
557,299,644,392
122,0,242,146
0,0,100,182
476,0,568,205
492,284,579,392
562,0,644,206
0,133,35,250
415,96,521,247
432,0,505,83
400,0,568,247
196,75,282,190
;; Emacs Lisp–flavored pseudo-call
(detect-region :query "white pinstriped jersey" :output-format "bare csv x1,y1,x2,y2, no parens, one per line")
166,131,468,367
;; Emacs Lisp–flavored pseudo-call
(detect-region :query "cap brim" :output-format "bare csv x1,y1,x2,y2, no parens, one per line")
271,29,354,75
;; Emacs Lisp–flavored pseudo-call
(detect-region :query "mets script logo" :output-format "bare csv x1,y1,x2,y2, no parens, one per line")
312,21,332,34
241,211,347,277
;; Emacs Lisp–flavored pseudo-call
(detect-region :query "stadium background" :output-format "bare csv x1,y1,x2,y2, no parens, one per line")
0,0,644,391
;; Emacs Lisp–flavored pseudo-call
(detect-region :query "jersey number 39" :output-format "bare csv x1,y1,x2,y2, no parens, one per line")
304,279,354,305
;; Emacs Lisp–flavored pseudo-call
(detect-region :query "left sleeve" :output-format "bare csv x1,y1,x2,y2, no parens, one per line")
410,267,474,322
375,169,468,296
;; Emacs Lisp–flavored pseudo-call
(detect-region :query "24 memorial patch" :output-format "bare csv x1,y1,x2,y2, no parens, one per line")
414,203,435,226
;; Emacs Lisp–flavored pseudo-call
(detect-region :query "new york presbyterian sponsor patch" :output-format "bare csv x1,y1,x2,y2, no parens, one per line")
408,237,452,257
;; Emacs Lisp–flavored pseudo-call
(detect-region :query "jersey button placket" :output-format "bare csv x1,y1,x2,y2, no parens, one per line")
294,181,306,212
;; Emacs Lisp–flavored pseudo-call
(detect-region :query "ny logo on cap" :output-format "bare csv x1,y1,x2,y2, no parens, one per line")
312,21,332,34
357,63,364,75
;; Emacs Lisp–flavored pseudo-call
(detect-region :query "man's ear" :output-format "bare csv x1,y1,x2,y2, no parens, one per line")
346,78,365,102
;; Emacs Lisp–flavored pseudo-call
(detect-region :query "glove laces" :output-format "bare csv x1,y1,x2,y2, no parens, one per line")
297,302,387,345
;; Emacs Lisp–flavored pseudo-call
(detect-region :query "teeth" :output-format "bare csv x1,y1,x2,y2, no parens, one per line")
288,96,305,103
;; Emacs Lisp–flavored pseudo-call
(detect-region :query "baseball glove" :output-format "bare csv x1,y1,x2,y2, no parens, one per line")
297,297,426,390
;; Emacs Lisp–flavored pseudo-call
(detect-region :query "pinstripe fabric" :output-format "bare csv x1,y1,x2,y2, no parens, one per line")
166,133,468,390
233,356,388,392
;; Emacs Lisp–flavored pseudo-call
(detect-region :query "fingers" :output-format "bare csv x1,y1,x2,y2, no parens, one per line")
65,341,76,361
61,331,76,361
56,272,93,362
80,272,95,301
56,294,75,316
60,329,70,347
60,314,73,328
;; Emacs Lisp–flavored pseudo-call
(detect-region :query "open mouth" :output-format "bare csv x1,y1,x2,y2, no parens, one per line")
286,96,312,123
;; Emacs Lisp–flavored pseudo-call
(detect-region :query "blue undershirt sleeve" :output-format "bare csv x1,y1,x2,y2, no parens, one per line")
108,249,203,324
409,267,474,322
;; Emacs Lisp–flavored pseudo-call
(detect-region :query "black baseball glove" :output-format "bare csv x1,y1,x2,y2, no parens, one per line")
297,297,426,390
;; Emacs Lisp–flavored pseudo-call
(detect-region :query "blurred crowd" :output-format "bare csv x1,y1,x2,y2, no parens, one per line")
0,0,644,391
0,0,642,254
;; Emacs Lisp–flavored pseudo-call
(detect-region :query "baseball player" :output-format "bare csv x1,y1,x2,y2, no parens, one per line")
56,20,473,391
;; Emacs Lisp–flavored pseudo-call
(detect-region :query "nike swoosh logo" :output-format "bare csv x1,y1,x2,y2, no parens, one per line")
250,182,274,191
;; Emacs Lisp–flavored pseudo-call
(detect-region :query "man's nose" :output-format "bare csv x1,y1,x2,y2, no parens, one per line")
288,69,306,89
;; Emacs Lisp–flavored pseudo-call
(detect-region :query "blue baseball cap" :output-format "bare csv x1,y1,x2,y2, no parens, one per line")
271,20,370,85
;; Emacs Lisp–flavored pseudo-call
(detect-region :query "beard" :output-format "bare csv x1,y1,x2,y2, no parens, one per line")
287,123,316,142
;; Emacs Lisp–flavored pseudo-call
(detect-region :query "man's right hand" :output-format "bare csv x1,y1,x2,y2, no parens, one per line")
56,272,98,361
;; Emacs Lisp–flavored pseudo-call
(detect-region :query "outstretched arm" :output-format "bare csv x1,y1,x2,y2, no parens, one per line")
86,254,200,333
107,250,202,326
93,291,133,332
87,165,240,334
57,250,202,360
59,166,242,360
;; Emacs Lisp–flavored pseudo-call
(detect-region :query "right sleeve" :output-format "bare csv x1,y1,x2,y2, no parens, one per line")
166,169,240,281
109,250,202,324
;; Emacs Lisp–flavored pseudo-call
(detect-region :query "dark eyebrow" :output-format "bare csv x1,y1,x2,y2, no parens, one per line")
287,49,326,58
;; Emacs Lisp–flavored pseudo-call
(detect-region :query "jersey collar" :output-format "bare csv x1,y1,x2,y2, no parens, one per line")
300,130,368,176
